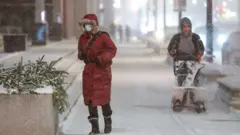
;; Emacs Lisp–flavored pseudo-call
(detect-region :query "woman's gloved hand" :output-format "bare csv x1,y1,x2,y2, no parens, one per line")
96,56,112,68
78,54,82,60
95,57,102,66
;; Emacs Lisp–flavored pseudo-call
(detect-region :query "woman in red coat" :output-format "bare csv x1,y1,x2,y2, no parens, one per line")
78,14,117,135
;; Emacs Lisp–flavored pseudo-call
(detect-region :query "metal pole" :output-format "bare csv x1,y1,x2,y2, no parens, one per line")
178,11,182,32
178,0,182,32
146,0,150,26
163,0,166,38
206,0,213,62
154,0,158,30
238,0,240,29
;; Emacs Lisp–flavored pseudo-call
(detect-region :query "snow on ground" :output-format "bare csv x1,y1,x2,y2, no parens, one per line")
63,43,240,135
0,41,77,68
213,50,222,65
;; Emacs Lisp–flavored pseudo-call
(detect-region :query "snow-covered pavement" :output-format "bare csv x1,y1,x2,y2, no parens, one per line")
213,50,222,65
0,39,239,134
0,40,77,67
62,43,240,135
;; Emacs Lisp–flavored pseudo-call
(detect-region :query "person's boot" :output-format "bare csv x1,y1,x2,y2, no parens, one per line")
88,118,100,135
104,117,112,134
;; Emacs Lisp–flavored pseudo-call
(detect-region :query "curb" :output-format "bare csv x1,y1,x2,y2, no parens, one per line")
52,52,83,135
58,75,83,134
0,52,26,63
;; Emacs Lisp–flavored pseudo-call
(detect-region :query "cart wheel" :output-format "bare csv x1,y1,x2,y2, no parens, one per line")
172,99,183,112
195,101,205,113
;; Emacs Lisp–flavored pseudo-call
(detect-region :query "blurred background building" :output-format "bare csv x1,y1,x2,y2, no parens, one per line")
0,0,239,40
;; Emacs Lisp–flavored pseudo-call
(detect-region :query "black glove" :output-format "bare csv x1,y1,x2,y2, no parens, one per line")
78,52,87,60
169,50,177,58
78,54,82,60
95,57,101,66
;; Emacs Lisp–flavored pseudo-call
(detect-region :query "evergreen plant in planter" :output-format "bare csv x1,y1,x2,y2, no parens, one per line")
0,55,69,135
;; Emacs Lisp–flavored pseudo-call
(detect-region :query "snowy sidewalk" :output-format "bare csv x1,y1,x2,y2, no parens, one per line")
144,37,240,117
144,37,169,55
0,39,76,64
62,43,240,135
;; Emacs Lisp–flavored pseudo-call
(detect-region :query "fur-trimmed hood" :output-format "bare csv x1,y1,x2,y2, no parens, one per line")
79,14,99,26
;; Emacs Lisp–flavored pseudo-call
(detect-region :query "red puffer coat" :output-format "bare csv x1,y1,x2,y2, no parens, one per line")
78,32,117,107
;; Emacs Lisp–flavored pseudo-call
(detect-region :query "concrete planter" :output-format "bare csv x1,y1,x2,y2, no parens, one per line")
3,34,27,52
0,35,3,52
0,86,58,135
216,75,240,110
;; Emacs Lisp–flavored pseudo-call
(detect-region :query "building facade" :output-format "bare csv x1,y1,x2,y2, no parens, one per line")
0,0,105,39
55,0,101,39
48,0,114,39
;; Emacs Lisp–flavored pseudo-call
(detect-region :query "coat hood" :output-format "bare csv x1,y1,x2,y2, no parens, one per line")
180,17,192,31
79,14,99,26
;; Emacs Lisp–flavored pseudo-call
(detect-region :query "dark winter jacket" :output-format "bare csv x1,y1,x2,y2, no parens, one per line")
167,17,205,60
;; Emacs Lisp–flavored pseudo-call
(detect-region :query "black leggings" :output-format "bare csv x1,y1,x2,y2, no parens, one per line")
88,101,113,120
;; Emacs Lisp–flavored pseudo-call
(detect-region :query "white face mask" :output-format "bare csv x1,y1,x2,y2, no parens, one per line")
84,24,92,32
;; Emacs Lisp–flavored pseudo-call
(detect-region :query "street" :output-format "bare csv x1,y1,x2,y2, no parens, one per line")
62,42,240,135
